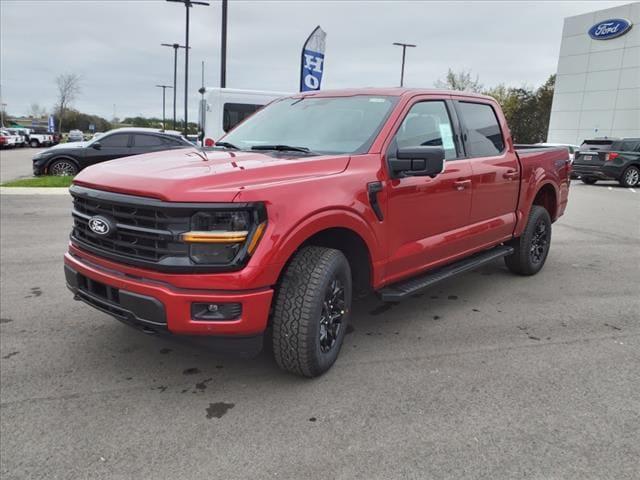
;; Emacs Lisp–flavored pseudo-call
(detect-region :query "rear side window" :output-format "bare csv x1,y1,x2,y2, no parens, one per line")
458,102,505,157
133,134,165,147
618,141,639,152
223,103,262,133
100,134,129,147
394,101,458,160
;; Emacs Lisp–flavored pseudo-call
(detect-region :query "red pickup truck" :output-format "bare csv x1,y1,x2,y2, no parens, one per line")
64,88,570,377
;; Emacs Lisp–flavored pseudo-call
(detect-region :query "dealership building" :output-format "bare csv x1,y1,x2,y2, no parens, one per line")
547,2,639,145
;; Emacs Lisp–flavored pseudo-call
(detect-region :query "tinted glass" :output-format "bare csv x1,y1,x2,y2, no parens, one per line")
618,141,639,152
223,103,263,133
163,136,187,146
133,134,165,147
459,102,505,156
223,95,398,155
581,139,613,151
394,101,457,160
100,134,129,148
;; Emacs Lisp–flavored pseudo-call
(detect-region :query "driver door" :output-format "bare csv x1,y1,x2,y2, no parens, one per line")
384,98,473,283
85,133,132,166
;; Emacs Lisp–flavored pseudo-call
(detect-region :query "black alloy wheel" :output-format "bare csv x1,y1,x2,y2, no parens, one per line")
319,278,346,353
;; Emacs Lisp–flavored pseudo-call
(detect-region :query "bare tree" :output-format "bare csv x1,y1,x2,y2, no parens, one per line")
435,69,483,93
55,73,81,132
29,103,47,119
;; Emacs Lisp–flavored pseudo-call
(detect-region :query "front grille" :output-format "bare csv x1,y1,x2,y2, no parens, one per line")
72,191,190,263
69,185,263,272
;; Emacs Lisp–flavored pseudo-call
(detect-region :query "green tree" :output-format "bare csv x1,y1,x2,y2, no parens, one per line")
435,69,483,93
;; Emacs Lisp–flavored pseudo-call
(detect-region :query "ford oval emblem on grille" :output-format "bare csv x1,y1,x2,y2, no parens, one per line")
88,216,114,236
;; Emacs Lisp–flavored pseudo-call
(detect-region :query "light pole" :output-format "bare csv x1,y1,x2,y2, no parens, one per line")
156,84,173,130
166,0,210,136
220,0,227,88
161,42,189,130
392,42,416,87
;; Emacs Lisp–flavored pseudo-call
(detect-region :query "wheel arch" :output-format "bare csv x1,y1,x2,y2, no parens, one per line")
532,182,558,221
268,210,381,295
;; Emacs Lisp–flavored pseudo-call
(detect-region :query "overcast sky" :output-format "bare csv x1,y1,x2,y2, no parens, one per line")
0,0,631,121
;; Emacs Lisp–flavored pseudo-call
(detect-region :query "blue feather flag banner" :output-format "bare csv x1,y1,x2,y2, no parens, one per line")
300,26,327,92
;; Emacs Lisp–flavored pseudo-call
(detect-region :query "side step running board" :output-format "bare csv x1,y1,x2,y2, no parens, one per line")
379,245,514,302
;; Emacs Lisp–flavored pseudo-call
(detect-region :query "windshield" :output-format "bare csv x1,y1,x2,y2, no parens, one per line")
221,95,398,155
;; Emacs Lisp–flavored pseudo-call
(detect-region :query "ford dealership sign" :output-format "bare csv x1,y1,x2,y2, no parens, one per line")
588,18,632,40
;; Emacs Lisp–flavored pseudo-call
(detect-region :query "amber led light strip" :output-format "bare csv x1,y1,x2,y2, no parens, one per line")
181,231,249,244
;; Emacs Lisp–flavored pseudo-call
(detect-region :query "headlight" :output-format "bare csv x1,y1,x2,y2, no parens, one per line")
181,208,267,265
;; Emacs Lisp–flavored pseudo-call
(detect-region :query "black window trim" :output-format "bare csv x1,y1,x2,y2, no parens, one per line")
453,99,507,158
386,98,465,162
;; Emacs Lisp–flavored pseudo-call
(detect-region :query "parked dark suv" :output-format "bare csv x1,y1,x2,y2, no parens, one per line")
33,128,193,176
573,138,640,188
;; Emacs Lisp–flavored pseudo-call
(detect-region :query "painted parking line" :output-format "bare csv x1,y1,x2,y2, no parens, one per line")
608,186,613,191
0,187,70,195
630,188,636,193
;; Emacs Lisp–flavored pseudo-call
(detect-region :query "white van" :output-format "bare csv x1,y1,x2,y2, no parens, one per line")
201,88,289,146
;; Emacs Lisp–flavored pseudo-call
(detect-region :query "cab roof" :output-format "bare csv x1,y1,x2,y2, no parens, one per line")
292,87,495,102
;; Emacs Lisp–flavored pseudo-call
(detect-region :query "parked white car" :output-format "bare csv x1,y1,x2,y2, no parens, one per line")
6,128,27,147
26,130,53,148
68,130,84,142
536,142,580,163
0,129,17,148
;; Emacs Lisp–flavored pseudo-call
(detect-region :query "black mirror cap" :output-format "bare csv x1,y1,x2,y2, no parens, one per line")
92,142,102,150
391,146,445,178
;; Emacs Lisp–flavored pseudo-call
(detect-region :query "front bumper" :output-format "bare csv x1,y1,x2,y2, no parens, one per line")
64,250,274,347
32,158,47,176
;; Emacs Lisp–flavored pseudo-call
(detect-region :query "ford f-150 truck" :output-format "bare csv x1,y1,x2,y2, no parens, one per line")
64,88,570,377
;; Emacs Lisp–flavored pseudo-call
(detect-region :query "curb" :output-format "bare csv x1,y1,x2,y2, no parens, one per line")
0,187,70,195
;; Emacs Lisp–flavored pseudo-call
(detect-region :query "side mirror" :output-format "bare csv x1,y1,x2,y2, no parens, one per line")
92,142,102,150
389,146,445,178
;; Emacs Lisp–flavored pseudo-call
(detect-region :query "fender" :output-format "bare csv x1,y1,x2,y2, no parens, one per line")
266,207,385,286
514,169,560,237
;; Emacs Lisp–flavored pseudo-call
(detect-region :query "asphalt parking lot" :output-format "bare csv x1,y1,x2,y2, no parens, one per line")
0,182,638,479
0,147,43,183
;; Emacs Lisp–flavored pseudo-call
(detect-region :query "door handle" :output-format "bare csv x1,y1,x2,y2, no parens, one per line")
453,179,471,191
503,170,518,180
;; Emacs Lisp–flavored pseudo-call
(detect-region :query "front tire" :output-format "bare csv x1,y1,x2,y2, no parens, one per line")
620,166,640,188
48,158,78,176
505,205,552,276
29,139,40,148
271,246,352,378
581,177,597,185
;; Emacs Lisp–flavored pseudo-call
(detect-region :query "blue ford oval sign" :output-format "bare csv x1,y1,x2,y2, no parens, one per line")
588,18,632,40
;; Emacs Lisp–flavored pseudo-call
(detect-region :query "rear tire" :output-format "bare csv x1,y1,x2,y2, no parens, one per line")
581,177,597,185
29,139,40,148
271,246,352,378
48,159,78,176
619,166,640,188
505,205,552,276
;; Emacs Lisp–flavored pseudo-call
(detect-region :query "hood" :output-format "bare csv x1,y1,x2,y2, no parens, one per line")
73,148,350,202
44,141,88,152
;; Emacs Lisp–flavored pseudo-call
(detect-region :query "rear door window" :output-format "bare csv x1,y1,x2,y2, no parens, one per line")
133,134,165,148
458,102,505,157
618,141,639,152
223,103,262,132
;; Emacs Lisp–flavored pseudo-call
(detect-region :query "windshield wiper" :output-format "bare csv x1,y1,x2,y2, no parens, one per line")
251,144,310,153
213,141,239,150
